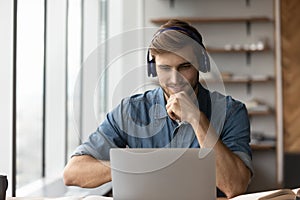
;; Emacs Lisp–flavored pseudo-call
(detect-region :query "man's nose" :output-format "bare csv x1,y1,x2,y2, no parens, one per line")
169,69,182,83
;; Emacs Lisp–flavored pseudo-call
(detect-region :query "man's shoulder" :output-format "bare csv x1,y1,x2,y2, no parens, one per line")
124,87,161,103
115,87,164,125
210,89,240,102
109,87,163,116
119,87,163,111
199,83,242,107
210,90,245,111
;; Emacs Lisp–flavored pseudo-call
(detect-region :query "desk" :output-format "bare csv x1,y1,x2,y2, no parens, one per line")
7,198,228,200
6,189,300,200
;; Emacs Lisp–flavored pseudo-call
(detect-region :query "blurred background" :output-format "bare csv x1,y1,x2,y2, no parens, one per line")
1,0,300,197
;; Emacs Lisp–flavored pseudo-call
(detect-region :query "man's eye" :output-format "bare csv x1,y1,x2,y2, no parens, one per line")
159,66,171,71
179,64,192,70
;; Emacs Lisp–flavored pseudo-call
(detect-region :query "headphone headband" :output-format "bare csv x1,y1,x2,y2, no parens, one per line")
154,26,205,49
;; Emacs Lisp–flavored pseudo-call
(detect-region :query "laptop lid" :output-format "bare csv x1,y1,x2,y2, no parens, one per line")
110,148,216,200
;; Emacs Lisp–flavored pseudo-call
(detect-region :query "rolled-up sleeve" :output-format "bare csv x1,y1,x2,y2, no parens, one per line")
72,100,128,160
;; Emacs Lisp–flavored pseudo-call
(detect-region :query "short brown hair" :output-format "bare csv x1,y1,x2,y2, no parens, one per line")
149,19,205,56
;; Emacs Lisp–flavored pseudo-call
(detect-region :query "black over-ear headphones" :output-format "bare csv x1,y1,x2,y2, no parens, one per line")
147,26,210,77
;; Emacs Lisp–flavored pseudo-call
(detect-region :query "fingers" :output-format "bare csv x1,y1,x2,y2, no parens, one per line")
166,96,177,121
166,93,184,121
167,108,179,121
166,105,179,121
166,91,200,123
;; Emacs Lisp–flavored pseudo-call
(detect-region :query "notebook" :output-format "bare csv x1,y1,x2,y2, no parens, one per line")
110,148,216,200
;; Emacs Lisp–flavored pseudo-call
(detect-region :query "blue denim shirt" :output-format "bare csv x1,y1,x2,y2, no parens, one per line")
73,83,253,176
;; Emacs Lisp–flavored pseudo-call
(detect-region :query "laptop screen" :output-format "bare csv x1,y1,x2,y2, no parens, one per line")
110,148,216,200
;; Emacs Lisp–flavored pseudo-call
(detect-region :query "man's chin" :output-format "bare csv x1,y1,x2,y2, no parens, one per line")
162,84,196,97
169,85,194,93
165,87,183,95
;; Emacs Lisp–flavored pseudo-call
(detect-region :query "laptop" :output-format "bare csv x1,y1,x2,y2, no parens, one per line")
110,148,216,200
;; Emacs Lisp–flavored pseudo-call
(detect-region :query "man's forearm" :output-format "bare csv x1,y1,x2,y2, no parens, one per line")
191,116,251,198
214,140,251,198
63,155,111,188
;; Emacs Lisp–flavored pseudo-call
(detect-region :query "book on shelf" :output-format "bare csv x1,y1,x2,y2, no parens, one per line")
251,131,276,145
244,99,271,113
251,74,272,81
230,74,249,81
248,105,270,113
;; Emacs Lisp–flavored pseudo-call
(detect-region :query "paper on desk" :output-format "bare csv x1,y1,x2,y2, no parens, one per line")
229,190,279,200
45,197,81,200
83,196,113,200
45,195,113,200
230,188,300,200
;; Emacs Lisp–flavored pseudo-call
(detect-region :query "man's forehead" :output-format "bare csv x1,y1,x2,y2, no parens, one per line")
157,46,197,65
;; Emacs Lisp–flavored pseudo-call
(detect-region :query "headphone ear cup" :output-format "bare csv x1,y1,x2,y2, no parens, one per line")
147,50,157,77
198,49,210,73
147,60,157,77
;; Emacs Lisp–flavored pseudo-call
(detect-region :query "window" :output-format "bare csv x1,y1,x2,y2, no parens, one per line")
16,0,44,188
5,0,109,195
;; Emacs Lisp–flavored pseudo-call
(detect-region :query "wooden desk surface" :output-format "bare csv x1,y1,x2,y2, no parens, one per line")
7,198,229,200
7,188,300,200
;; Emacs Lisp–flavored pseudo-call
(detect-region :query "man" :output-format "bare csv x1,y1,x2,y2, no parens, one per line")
63,19,253,198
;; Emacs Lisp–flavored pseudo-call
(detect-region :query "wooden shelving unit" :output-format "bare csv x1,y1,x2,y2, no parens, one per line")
186,14,277,154
146,0,278,192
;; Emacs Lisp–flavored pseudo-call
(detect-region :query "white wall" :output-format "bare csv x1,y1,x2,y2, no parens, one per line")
107,0,148,111
0,0,13,196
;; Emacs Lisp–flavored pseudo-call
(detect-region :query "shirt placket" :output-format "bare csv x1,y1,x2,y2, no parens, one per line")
170,121,189,147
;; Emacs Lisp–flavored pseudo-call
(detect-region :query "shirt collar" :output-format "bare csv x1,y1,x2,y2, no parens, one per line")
153,87,168,119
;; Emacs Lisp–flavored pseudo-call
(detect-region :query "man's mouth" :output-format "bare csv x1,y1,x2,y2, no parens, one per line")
167,85,186,93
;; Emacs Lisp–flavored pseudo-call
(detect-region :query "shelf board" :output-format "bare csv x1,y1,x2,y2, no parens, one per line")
200,76,274,84
225,76,274,83
248,109,273,116
150,17,273,24
206,46,271,53
251,143,276,150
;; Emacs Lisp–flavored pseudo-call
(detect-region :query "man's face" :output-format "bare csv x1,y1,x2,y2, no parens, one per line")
155,50,199,99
